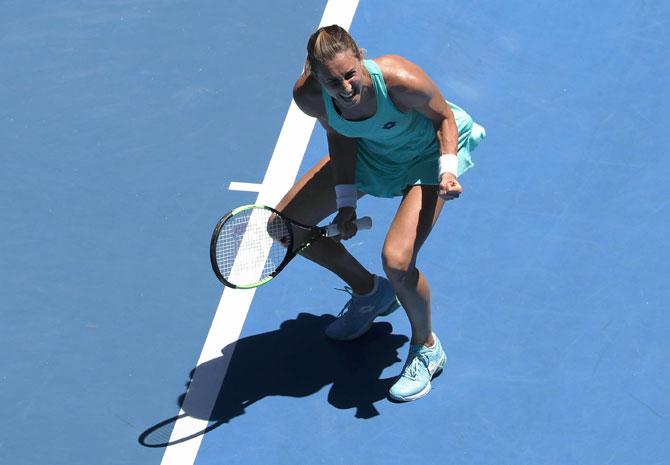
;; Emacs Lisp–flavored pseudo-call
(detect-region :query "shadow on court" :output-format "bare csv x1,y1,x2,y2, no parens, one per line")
139,313,408,447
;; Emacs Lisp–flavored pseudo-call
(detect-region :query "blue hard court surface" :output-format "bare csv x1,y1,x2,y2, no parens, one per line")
1,1,669,464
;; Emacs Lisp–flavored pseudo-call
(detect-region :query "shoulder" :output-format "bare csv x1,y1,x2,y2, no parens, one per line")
373,55,437,110
293,72,326,118
373,55,432,92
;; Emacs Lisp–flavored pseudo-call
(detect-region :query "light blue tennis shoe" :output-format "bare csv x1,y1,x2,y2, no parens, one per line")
325,275,400,341
389,333,447,402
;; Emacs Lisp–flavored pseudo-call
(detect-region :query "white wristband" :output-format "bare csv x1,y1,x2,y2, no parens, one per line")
438,153,458,178
335,184,357,209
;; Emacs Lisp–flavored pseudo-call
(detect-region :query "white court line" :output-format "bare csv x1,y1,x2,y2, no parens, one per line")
228,181,262,192
160,2,359,464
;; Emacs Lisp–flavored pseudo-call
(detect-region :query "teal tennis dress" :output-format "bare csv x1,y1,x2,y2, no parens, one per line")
322,59,486,198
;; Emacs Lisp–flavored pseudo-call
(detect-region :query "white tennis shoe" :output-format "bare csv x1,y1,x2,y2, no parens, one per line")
389,333,447,402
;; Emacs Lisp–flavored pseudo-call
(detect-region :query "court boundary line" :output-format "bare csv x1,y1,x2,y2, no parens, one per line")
159,2,359,464
228,181,262,192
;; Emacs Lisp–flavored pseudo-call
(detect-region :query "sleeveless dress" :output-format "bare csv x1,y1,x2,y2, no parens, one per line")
321,59,486,198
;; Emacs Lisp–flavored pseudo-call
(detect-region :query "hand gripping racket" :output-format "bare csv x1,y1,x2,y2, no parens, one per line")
210,204,372,289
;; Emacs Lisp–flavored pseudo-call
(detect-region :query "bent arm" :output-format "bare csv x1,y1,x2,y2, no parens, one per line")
423,98,459,158
382,55,463,199
383,56,459,157
293,71,360,212
293,72,359,182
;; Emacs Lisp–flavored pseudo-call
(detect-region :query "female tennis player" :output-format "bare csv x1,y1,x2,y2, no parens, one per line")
276,25,485,402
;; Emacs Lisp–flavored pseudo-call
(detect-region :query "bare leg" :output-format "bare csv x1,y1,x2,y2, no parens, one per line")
275,155,374,295
381,185,445,346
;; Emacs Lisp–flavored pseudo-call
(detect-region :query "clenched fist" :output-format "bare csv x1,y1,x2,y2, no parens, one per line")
332,207,358,240
439,172,463,201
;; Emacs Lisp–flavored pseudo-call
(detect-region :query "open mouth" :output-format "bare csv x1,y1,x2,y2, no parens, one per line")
339,90,355,102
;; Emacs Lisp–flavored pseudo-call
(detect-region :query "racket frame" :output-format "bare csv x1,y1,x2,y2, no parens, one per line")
209,204,327,289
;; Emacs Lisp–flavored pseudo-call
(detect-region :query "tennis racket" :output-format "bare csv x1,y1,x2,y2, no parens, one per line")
210,204,372,289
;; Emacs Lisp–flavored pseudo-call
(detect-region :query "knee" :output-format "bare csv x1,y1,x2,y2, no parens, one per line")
381,246,416,287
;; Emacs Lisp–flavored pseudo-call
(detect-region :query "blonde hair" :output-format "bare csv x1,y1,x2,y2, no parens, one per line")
304,25,364,74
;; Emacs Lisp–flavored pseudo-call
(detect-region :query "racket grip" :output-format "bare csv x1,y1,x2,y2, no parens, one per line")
325,216,373,237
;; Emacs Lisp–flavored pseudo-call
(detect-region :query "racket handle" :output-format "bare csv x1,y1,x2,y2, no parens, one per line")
325,216,373,237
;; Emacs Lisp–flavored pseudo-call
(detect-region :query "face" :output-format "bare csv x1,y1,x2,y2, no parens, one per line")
314,49,367,109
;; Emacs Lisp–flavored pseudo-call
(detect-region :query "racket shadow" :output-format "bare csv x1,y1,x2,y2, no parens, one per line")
139,313,408,447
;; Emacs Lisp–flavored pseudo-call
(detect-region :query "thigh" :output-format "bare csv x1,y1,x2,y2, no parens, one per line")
383,185,445,265
275,155,365,226
275,155,336,226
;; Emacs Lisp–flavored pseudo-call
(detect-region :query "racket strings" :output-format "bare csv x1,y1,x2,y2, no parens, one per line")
215,208,291,286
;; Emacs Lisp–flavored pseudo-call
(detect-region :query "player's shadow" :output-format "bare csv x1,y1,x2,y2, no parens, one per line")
139,313,407,447
188,313,407,420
